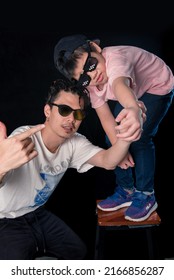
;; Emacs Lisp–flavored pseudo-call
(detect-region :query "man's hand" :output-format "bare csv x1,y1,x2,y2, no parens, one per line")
0,122,45,178
137,100,147,123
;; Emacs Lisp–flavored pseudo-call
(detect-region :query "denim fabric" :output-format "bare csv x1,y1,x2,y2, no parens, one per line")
106,90,174,192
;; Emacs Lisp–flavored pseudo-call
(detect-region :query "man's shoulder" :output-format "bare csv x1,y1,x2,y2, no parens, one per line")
10,125,32,136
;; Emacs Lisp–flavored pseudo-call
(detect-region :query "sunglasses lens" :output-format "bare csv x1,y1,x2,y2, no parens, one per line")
74,110,86,120
77,73,91,87
76,56,98,87
58,105,72,116
58,105,85,120
85,57,98,72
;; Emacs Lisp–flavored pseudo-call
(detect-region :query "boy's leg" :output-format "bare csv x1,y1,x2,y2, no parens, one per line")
97,102,135,211
125,91,174,221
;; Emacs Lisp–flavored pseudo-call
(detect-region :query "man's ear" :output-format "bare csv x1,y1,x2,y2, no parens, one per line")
44,104,51,118
89,41,102,53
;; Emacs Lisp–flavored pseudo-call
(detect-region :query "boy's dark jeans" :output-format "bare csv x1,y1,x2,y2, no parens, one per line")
106,90,174,192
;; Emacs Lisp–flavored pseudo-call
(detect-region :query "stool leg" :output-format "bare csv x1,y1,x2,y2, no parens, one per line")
94,224,99,259
146,228,154,259
94,225,105,259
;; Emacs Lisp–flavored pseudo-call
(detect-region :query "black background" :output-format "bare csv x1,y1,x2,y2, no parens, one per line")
0,1,174,259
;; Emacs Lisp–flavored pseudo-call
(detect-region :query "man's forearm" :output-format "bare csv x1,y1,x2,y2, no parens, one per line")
105,139,130,169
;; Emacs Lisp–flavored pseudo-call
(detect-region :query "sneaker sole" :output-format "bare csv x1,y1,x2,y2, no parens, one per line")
124,202,158,222
97,201,132,212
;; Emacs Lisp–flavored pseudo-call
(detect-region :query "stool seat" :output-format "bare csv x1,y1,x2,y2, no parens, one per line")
97,203,161,227
95,201,161,259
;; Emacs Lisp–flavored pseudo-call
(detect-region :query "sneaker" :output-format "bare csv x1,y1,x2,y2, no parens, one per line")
125,191,158,222
97,186,134,211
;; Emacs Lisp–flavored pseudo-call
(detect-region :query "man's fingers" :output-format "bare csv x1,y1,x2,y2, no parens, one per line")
22,141,39,162
27,150,39,161
0,121,7,141
137,100,147,112
15,124,45,141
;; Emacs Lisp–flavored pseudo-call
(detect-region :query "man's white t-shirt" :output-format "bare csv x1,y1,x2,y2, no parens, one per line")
0,126,102,218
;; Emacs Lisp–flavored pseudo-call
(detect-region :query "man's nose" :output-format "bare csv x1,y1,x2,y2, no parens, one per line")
67,112,76,121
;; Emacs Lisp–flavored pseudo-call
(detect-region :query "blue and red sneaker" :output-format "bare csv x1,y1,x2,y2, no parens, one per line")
125,191,158,222
97,186,135,211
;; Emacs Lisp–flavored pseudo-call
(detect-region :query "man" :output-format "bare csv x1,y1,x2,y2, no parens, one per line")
0,79,132,260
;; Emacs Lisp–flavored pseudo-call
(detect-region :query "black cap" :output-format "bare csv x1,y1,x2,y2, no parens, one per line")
54,34,100,76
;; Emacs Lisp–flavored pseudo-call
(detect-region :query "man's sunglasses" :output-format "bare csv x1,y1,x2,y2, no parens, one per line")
76,55,98,87
50,103,86,120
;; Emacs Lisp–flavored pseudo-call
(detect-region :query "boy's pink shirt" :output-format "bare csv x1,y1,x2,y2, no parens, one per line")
88,46,174,109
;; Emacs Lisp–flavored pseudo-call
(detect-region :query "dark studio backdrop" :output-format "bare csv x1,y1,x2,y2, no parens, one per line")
0,2,174,259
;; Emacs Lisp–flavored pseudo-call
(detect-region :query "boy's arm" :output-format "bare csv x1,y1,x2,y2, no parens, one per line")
96,102,119,145
112,76,144,141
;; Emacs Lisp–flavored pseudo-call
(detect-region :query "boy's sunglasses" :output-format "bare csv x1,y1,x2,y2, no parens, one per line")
50,103,86,120
76,55,98,87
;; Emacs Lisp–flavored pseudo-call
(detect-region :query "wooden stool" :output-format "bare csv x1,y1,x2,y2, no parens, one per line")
95,201,161,259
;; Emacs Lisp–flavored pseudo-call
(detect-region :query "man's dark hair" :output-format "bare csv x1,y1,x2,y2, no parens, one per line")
46,79,90,110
